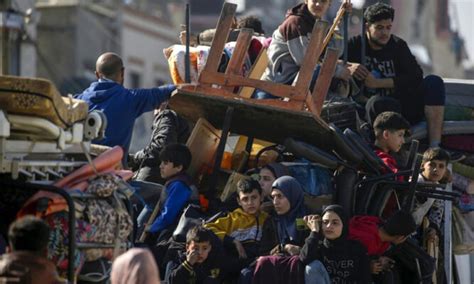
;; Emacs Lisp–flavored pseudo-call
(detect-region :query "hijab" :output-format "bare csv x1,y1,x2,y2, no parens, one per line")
321,205,349,248
272,176,306,243
263,162,289,179
110,248,160,284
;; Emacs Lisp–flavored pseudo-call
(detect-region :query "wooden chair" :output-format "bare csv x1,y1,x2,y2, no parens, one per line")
177,2,340,118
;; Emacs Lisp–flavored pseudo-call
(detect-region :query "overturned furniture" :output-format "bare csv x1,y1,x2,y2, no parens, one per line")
169,3,351,194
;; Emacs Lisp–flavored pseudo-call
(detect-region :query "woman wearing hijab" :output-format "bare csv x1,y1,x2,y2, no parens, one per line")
110,248,160,284
300,205,371,283
259,176,309,256
249,176,309,284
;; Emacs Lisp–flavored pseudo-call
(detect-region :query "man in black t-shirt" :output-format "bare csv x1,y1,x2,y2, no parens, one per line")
347,2,445,148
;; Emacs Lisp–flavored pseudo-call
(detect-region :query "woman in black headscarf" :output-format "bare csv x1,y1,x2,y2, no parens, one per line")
300,205,371,283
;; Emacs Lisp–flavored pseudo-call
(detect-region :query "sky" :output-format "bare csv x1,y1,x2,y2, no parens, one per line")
226,0,246,13
450,0,474,68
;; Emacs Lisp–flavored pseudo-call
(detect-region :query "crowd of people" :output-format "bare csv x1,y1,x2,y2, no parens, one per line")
0,1,458,284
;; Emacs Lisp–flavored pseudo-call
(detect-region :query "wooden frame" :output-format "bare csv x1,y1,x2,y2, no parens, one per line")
178,2,340,117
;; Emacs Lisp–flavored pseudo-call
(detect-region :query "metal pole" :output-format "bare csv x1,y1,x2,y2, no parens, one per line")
343,0,349,64
208,107,234,196
360,7,366,96
0,0,12,75
444,164,453,283
184,2,191,83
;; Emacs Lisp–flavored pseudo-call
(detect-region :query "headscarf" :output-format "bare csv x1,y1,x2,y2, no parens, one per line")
262,162,289,179
321,205,349,248
272,176,306,243
110,248,160,284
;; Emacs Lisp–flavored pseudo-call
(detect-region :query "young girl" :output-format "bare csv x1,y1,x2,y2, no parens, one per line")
258,163,289,198
301,205,371,283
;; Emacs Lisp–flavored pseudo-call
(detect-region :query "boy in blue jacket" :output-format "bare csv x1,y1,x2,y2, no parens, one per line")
144,143,198,244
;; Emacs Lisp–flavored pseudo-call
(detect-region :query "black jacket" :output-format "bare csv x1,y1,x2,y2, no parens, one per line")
300,231,371,284
259,216,310,256
347,34,423,100
130,109,190,182
167,236,227,284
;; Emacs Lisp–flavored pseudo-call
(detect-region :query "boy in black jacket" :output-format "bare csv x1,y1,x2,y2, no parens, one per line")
166,226,224,284
347,2,445,148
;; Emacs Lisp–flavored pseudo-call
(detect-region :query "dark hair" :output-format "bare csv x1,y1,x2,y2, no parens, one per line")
8,216,50,253
159,143,192,171
422,147,450,164
96,52,123,78
186,226,213,245
237,15,265,34
382,210,416,237
373,111,410,137
236,178,262,195
261,163,289,179
364,2,395,24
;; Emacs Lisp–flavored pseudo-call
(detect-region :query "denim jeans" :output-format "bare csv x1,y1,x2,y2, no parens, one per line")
305,260,331,284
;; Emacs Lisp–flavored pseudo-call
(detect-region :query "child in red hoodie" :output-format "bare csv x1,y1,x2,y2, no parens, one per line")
348,211,421,282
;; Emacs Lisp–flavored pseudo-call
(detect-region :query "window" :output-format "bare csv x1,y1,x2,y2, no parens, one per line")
436,0,450,35
129,72,141,88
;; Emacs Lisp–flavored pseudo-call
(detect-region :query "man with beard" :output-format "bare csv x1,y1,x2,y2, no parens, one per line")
347,2,445,150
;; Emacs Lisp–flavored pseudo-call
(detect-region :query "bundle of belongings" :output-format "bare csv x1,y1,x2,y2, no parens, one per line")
164,36,266,85
451,156,474,254
16,146,134,277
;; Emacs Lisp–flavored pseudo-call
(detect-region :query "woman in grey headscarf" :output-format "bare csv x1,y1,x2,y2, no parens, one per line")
259,176,308,256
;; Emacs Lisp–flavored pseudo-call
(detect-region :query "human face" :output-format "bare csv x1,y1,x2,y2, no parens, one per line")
422,159,447,183
384,129,405,153
186,241,211,264
237,189,262,215
322,211,343,240
159,160,182,179
305,0,331,19
366,19,393,49
258,168,276,197
271,189,291,215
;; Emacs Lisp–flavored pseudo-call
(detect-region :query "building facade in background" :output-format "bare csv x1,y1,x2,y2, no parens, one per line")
35,0,180,152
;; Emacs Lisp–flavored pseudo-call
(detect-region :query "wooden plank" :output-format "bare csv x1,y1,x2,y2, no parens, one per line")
199,70,306,102
186,118,222,180
170,88,334,151
239,47,269,98
199,3,237,77
306,48,339,116
179,84,304,111
294,20,329,93
322,1,348,51
225,29,253,76
224,29,253,92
